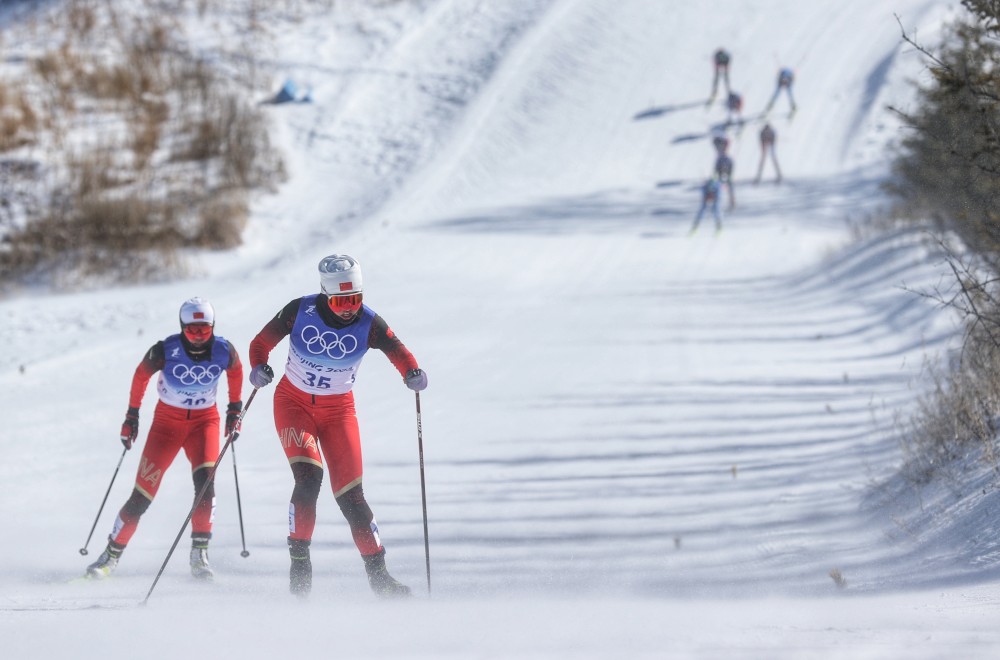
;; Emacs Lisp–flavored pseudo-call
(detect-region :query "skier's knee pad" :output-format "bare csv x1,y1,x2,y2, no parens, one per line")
290,462,323,504
122,489,152,517
335,484,373,530
192,467,215,501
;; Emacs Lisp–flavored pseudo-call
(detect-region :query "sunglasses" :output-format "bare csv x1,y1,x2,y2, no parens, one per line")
183,323,213,340
328,292,363,312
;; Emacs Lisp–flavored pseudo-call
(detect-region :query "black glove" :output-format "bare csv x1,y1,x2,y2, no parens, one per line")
120,406,139,450
250,364,274,388
225,401,243,438
405,368,428,392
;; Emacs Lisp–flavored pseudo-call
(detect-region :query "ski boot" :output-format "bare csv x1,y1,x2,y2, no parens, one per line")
190,536,214,580
289,538,312,597
363,549,411,598
85,541,124,579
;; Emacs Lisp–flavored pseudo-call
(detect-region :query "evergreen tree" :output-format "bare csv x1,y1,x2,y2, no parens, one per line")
888,8,1000,260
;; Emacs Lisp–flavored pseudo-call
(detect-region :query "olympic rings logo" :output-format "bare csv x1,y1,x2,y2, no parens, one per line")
171,364,222,385
300,325,358,359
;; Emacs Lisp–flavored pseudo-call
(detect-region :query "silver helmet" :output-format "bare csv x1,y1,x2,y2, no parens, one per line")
319,254,363,296
179,297,215,326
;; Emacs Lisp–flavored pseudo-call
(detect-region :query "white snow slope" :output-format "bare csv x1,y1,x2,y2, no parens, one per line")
4,0,1000,658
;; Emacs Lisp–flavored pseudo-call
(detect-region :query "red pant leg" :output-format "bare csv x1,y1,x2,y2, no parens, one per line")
274,380,367,546
182,408,220,535
111,403,189,545
133,403,189,500
312,392,363,497
312,391,380,554
274,379,323,540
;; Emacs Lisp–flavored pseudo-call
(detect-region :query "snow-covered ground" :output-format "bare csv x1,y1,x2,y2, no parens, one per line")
5,0,1000,657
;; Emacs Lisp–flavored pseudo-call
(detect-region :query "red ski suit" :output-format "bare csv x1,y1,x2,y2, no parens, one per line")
249,295,418,554
111,336,243,546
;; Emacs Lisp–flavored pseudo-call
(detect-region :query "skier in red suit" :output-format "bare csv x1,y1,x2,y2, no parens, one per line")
86,297,243,580
247,253,427,598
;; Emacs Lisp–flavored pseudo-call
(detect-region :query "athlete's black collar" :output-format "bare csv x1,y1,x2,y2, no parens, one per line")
180,333,215,361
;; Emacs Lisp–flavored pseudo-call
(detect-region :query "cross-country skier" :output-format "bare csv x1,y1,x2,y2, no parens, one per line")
690,178,723,234
85,297,243,580
754,123,782,184
711,129,730,156
708,48,731,103
714,153,735,209
766,67,796,113
247,254,427,599
726,91,744,126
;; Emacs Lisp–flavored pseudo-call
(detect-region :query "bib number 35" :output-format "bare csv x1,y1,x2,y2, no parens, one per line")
304,373,332,389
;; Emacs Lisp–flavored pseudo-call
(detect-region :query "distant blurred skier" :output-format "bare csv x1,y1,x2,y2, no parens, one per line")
690,178,723,233
754,123,782,184
766,67,796,113
708,48,731,102
711,129,730,156
247,254,427,599
85,298,244,580
726,91,744,126
714,153,736,210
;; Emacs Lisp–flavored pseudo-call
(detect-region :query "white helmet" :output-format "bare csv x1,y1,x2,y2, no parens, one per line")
319,254,362,295
179,297,215,326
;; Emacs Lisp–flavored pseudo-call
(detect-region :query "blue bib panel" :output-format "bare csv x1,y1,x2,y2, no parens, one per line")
285,298,374,395
157,334,232,409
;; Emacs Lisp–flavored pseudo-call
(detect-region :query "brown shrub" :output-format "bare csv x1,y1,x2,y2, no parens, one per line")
67,149,125,198
83,62,139,101
0,83,40,151
131,110,164,170
0,3,286,288
1,191,184,282
196,194,248,249
31,49,64,84
66,0,98,37
901,311,1000,483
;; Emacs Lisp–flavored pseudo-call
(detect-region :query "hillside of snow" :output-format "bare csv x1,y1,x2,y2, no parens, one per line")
5,1,1000,658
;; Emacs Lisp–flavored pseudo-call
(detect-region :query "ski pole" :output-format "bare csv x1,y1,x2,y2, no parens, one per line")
231,443,250,558
414,391,431,594
141,388,258,605
79,446,128,556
